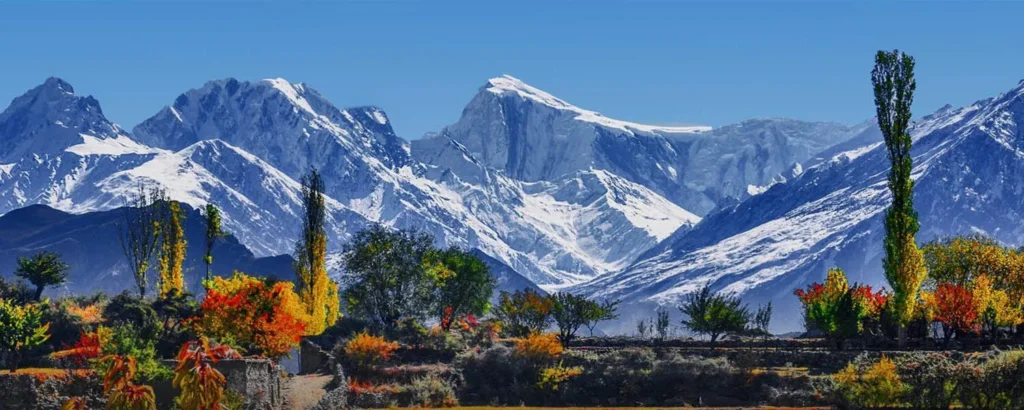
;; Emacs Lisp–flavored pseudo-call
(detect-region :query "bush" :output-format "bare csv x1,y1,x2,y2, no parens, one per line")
832,356,906,408
103,292,159,341
455,344,534,405
957,350,1024,409
891,351,973,408
405,374,459,407
514,333,563,363
538,364,582,391
100,324,172,383
344,332,399,371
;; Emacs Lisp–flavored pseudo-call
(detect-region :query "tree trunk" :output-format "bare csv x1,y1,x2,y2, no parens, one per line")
8,350,18,373
34,286,44,301
898,324,907,348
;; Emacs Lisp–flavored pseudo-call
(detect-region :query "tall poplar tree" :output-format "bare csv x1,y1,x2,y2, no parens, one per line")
294,169,339,335
158,200,187,298
872,49,927,346
203,204,225,283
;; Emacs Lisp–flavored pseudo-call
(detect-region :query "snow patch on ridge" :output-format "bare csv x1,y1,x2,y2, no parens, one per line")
66,134,160,157
487,75,711,135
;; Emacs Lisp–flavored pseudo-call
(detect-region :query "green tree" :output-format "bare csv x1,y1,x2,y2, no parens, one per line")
423,247,496,331
679,284,750,343
582,299,619,337
341,225,434,331
118,184,165,298
294,169,339,335
493,288,552,337
202,204,225,283
0,299,50,372
14,251,70,301
872,49,926,347
549,293,597,343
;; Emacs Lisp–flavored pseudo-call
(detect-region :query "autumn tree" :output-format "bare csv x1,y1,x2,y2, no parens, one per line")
14,251,70,300
0,299,50,372
157,200,187,299
202,204,225,283
796,267,887,348
342,225,435,331
195,272,310,360
931,283,978,346
923,234,1008,287
679,283,750,343
493,289,553,337
294,169,339,335
119,184,166,298
423,247,495,331
970,274,1021,339
873,49,926,347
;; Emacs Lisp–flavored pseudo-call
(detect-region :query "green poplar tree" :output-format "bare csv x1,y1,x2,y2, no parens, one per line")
871,49,927,347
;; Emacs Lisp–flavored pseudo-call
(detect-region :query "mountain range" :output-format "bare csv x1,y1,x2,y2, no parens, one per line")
576,80,1024,332
4,73,1017,331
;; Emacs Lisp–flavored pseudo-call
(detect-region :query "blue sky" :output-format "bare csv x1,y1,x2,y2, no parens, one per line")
1,1,1023,139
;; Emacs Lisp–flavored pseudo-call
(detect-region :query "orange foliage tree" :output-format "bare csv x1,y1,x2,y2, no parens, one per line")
195,272,310,360
932,283,979,344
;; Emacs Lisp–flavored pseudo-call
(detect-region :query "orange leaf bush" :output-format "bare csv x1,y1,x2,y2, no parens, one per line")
514,332,563,362
52,326,111,367
344,332,399,369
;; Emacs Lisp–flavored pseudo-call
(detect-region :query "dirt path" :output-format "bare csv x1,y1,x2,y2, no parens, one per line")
282,373,333,410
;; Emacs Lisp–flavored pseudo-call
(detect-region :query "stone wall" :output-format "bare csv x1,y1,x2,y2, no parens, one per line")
0,359,283,410
156,358,283,410
0,370,102,410
300,338,333,375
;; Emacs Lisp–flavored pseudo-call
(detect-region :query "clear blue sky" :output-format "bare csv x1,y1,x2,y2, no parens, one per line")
2,1,1022,139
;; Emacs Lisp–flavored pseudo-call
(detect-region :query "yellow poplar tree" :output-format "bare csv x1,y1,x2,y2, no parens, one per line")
158,201,187,298
294,169,339,335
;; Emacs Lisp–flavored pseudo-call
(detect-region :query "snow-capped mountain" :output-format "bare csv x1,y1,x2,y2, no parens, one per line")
577,79,1024,332
417,75,868,215
0,76,714,287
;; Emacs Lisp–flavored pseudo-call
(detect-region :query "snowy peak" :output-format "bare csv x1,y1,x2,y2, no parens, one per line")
0,77,123,163
133,77,410,175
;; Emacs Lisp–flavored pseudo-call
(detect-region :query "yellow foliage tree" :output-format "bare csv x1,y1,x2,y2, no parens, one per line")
972,274,1022,333
294,169,339,335
158,201,186,298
